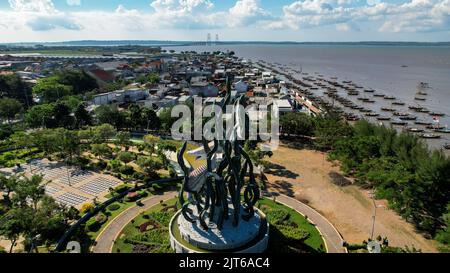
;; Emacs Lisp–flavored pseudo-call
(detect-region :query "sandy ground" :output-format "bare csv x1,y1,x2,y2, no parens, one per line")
264,143,438,252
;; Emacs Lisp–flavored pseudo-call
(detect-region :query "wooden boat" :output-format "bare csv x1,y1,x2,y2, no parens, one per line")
400,116,417,121
434,128,450,134
384,96,396,100
408,105,423,111
426,124,446,130
418,108,430,113
360,109,373,113
408,128,424,133
393,112,409,117
444,143,450,150
415,97,426,101
392,101,406,106
430,112,445,117
364,99,376,103
391,120,407,126
377,116,391,121
373,93,385,97
381,107,396,112
421,133,441,139
415,120,432,126
364,89,375,93
365,112,380,117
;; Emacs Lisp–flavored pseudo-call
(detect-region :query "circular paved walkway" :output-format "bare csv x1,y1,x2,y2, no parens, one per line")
92,191,347,253
92,191,177,253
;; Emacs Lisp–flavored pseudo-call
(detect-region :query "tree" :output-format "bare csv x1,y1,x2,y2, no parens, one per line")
115,131,131,150
0,209,24,253
92,124,116,144
0,74,32,107
0,174,17,204
94,105,126,129
142,108,160,131
314,115,353,151
117,151,135,165
91,143,112,160
33,77,72,103
53,102,74,129
74,103,92,128
137,156,162,178
280,112,315,137
25,104,55,128
0,98,23,122
12,175,46,211
55,69,98,95
159,107,177,132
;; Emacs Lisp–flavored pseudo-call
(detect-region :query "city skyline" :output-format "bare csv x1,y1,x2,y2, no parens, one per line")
0,0,449,43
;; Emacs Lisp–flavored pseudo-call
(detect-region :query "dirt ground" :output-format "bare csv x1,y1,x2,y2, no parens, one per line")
264,143,438,252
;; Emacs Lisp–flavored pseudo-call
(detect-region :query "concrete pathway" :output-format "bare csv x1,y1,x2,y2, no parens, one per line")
92,190,347,253
266,192,347,253
92,191,178,253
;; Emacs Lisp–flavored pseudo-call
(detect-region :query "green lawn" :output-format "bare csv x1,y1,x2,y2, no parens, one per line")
112,198,179,253
257,198,326,253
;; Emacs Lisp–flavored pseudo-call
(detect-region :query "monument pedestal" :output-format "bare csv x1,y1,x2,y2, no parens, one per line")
170,205,269,253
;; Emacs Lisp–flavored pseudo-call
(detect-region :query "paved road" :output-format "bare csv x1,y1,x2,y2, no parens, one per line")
267,193,347,253
92,191,347,253
92,191,177,253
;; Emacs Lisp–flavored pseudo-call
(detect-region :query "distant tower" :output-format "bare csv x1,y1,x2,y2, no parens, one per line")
215,34,219,46
207,33,212,46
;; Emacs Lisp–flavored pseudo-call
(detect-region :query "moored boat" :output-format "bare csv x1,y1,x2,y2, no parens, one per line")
421,133,441,139
408,127,424,133
377,116,391,121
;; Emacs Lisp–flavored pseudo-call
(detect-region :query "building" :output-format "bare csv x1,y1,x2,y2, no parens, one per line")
190,82,219,97
92,88,149,105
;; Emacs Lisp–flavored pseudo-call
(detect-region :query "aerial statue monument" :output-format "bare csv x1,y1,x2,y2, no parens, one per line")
169,76,269,253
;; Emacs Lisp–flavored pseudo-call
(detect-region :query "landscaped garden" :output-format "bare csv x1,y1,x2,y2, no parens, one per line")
111,197,326,253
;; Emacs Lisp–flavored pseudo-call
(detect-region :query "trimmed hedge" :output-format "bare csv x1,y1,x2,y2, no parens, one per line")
107,203,121,211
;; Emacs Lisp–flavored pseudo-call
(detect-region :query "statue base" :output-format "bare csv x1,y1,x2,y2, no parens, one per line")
169,205,269,253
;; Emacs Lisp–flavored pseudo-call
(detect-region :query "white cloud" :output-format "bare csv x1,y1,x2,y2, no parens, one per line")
8,0,56,13
66,0,81,6
265,0,450,33
0,0,449,42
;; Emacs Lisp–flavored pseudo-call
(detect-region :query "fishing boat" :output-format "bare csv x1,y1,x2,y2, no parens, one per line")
365,112,380,117
373,93,385,97
348,91,359,96
414,97,426,101
408,128,424,133
434,128,450,134
364,89,375,93
392,101,406,106
444,143,450,150
430,112,445,117
409,105,423,111
418,108,430,113
415,120,432,126
360,108,373,113
384,96,396,100
393,112,409,117
400,116,418,121
364,99,376,103
377,116,391,121
381,107,396,112
426,124,446,130
391,119,407,126
421,133,441,139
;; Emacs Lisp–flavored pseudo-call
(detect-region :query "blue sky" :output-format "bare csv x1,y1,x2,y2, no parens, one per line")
0,0,449,42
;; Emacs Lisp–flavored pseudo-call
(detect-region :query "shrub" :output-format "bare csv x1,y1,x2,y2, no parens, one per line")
86,218,101,232
266,209,290,225
277,225,310,241
80,203,94,214
119,165,135,176
95,213,108,225
95,160,108,170
107,203,121,211
114,184,130,194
